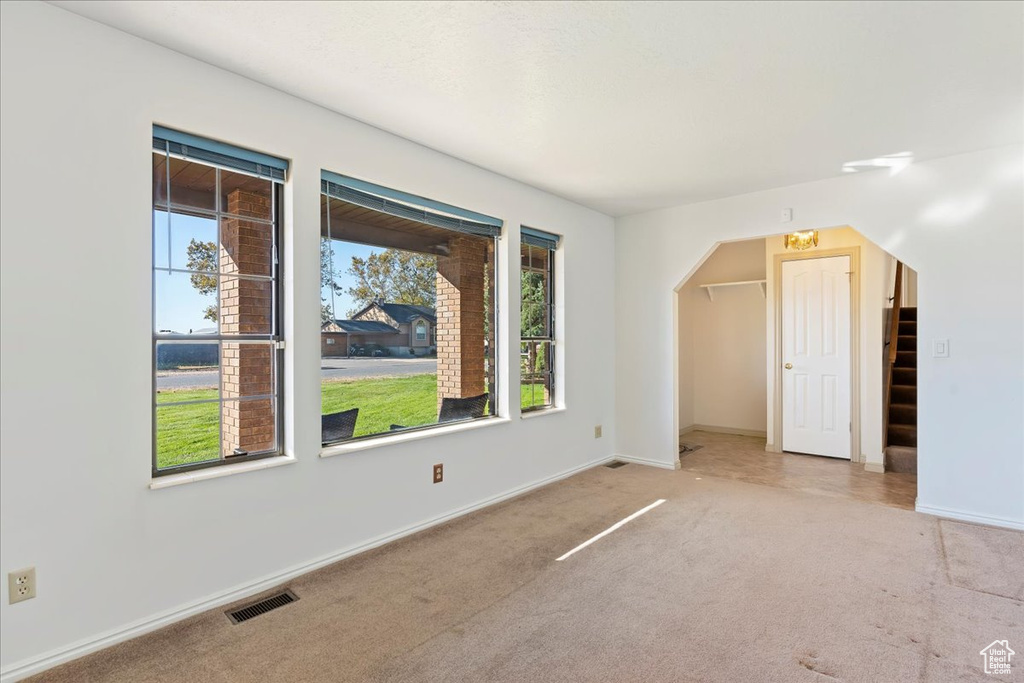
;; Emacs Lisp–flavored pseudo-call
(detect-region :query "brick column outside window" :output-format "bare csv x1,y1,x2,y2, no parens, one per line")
435,235,487,412
220,188,275,455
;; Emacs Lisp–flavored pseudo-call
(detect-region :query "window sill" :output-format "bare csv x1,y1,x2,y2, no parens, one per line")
149,454,296,490
521,406,566,420
320,416,511,458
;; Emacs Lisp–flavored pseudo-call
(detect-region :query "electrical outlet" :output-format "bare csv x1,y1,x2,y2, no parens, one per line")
433,463,443,484
594,425,602,438
8,567,36,604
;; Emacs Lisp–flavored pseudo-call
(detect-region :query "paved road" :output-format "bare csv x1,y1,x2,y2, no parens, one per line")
156,357,437,391
321,357,437,381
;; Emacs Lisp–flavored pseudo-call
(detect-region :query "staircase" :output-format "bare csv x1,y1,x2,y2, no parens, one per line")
883,259,917,474
886,305,917,473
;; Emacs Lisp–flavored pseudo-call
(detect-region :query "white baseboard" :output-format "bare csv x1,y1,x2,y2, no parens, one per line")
0,454,614,683
615,453,679,471
680,424,767,439
864,462,885,474
916,503,1024,531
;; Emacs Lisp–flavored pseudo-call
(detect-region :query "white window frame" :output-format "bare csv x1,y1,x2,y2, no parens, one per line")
520,239,557,413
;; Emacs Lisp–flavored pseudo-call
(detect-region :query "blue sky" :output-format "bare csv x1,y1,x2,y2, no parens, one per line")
153,210,383,332
154,211,218,334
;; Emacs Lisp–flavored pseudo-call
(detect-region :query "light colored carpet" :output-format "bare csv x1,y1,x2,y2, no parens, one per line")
940,519,1024,602
30,461,1023,682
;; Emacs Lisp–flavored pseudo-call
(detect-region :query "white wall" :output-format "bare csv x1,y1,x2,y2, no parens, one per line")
0,3,616,676
764,227,890,465
678,239,767,434
616,144,1024,530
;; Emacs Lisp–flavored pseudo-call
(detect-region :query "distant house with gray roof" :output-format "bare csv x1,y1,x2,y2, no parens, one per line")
322,302,436,356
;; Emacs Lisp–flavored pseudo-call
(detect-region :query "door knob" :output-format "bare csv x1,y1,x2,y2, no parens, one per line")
784,363,793,369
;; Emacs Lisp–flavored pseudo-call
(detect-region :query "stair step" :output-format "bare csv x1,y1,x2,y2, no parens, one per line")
885,446,917,474
888,424,917,447
900,307,918,322
888,403,917,424
895,351,917,368
892,367,917,386
891,384,917,404
898,320,917,335
896,335,916,351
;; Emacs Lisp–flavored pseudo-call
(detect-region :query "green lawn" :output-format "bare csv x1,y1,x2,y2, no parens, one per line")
155,390,220,469
155,374,549,469
322,374,438,437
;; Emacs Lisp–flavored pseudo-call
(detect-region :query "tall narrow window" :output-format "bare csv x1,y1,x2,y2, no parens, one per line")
520,227,560,412
152,126,287,475
320,171,501,445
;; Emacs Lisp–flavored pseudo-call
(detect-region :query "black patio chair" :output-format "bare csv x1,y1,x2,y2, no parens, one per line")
322,408,359,444
390,393,490,431
438,393,490,422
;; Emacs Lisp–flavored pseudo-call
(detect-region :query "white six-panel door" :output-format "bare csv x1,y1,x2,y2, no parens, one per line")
781,255,851,459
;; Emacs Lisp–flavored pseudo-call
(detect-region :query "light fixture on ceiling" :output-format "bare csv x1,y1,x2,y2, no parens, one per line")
842,151,914,176
783,230,819,250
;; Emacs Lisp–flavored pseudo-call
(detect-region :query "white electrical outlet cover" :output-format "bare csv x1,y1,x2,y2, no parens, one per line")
8,567,36,604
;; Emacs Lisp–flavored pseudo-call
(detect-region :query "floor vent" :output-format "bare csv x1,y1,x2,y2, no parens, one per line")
227,590,298,624
679,443,704,455
605,461,628,469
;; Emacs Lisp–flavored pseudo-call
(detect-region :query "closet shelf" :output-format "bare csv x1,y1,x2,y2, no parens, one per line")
698,279,766,302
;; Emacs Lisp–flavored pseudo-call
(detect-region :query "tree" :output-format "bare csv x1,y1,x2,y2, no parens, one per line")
321,238,344,324
346,249,436,314
520,270,549,376
186,239,218,323
520,271,548,338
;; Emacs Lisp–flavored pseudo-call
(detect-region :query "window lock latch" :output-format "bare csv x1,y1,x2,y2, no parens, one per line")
231,449,249,457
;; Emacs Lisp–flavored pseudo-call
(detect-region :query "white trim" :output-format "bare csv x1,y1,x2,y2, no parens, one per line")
916,503,1024,531
0,453,613,683
320,417,510,458
521,406,566,420
615,453,679,471
149,454,296,490
863,462,885,474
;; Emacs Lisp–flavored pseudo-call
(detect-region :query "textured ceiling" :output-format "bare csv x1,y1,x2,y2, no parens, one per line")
51,1,1024,216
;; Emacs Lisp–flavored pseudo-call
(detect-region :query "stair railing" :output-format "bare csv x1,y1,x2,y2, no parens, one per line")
883,261,904,448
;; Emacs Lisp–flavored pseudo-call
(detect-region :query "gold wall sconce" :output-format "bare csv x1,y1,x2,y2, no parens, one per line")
783,230,819,250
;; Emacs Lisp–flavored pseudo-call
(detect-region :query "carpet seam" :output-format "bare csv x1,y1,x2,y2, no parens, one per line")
675,468,916,513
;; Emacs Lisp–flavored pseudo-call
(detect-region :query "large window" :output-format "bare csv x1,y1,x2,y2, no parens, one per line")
520,227,560,412
152,127,286,475
320,172,501,445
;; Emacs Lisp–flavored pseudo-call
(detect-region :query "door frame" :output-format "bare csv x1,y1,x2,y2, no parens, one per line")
771,246,861,463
